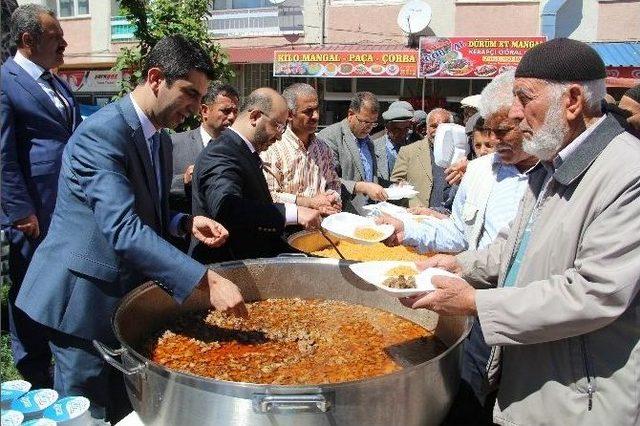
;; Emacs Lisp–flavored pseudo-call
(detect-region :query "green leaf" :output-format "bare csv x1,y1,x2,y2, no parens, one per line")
115,0,233,128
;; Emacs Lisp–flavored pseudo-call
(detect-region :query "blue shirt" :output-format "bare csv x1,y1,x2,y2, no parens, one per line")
385,136,400,173
356,136,374,182
402,156,531,253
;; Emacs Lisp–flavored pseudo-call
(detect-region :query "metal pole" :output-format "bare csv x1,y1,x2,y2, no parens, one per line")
421,78,426,110
321,0,326,45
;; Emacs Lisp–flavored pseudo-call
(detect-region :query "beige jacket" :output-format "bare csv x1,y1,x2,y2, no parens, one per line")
457,116,640,425
390,138,433,208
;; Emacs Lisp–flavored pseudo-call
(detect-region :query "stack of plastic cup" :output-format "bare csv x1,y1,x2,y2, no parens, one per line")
42,396,91,425
10,389,58,422
1,380,32,410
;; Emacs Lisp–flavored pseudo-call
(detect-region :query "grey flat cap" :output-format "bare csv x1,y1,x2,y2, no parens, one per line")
465,112,485,135
389,100,415,114
382,107,414,122
413,109,427,125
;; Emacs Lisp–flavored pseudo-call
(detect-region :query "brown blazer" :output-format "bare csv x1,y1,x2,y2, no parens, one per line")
390,138,433,207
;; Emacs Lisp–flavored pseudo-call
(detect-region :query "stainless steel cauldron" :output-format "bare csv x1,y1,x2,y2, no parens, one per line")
95,258,471,425
286,230,339,257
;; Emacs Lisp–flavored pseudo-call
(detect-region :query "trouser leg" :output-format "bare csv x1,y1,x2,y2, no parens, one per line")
5,226,52,388
443,317,495,425
48,329,132,424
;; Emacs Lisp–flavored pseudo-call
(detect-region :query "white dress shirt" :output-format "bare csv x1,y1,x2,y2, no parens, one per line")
228,127,298,225
130,94,186,236
13,50,73,124
199,125,213,148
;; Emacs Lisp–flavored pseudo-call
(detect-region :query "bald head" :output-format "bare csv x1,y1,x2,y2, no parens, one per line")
426,108,454,143
241,88,286,116
234,87,289,152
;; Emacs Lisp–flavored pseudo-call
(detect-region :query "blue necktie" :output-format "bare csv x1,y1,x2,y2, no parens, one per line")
149,133,162,200
503,175,555,287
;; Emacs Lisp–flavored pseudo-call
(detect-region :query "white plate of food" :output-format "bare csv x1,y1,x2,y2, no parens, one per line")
362,201,409,218
385,184,419,200
321,212,394,245
349,261,458,297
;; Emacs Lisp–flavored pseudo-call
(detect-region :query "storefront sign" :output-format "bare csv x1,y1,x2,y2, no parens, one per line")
58,70,130,92
605,67,640,79
418,37,546,79
273,50,418,78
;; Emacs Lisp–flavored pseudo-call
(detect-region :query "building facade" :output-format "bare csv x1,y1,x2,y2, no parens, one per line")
18,0,640,121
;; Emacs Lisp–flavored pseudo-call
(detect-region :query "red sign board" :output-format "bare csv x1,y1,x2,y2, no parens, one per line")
418,37,547,79
605,67,640,79
273,50,418,78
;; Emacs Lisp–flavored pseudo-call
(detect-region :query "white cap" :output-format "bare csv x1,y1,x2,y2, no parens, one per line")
460,94,481,109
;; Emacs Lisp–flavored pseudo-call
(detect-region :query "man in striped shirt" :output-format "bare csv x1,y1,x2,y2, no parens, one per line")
261,83,341,216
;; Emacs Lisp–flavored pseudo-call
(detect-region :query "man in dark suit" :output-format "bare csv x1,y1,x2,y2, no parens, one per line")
0,4,81,387
191,87,322,263
170,82,239,215
15,35,246,423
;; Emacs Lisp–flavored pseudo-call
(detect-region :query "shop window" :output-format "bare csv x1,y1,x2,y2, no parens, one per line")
214,0,271,10
356,78,401,96
244,64,278,98
57,0,89,17
331,0,404,5
433,79,471,98
280,77,309,92
325,78,351,93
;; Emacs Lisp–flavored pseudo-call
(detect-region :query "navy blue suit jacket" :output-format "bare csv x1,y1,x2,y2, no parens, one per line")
16,95,206,342
1,57,81,230
190,128,289,263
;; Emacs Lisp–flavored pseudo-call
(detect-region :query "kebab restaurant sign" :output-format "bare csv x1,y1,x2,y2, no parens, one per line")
418,37,547,79
273,50,418,78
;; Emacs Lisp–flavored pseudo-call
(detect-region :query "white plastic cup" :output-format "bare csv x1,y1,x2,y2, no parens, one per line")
1,409,25,426
10,389,58,421
1,380,32,409
42,396,91,425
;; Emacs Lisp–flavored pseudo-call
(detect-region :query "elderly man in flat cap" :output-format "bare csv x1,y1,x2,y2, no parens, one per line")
374,104,414,174
408,38,640,425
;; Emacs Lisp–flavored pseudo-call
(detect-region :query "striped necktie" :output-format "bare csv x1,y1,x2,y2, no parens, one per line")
41,70,72,130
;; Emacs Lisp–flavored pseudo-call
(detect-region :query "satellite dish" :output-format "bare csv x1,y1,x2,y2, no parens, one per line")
397,0,432,34
269,0,286,5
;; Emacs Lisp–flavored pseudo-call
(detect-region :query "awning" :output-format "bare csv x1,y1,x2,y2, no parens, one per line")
587,42,640,87
225,47,278,64
588,42,640,67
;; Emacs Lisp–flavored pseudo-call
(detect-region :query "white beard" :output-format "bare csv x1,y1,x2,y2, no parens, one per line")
522,101,569,161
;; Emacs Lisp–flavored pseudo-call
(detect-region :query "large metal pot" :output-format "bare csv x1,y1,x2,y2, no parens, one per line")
286,230,338,257
96,258,471,425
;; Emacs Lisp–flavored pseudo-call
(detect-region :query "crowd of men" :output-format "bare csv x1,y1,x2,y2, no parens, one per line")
2,3,640,426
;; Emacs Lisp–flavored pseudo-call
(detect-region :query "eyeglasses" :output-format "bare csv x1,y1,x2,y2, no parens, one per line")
354,115,378,126
255,109,288,134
